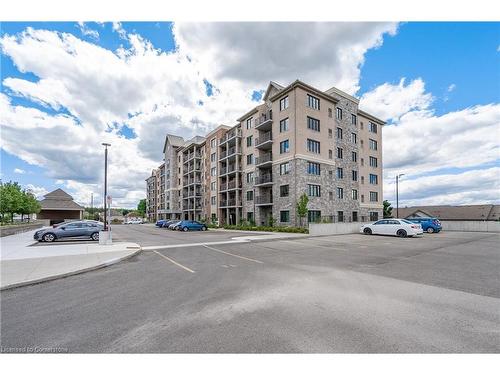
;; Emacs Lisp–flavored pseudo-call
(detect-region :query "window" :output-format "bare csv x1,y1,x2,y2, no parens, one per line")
307,94,320,110
280,140,290,154
361,158,364,166
351,114,357,125
210,152,216,162
280,118,289,132
280,162,290,175
211,196,216,205
246,172,254,183
337,187,344,199
328,128,333,138
352,189,358,200
370,211,379,221
338,211,344,222
370,191,378,202
247,154,254,165
307,139,320,154
246,117,253,129
369,139,378,150
336,107,343,120
280,96,289,111
247,212,254,223
369,122,378,133
280,210,290,223
352,151,357,162
337,127,343,139
352,170,358,181
308,210,321,223
308,184,321,197
328,108,333,118
246,135,253,147
211,167,216,176
307,116,320,132
246,190,254,201
211,182,216,191
351,132,357,144
307,161,321,175
352,211,358,222
329,191,333,200
329,170,333,176
329,149,333,159
369,174,378,185
336,167,343,179
361,194,364,203
210,138,216,148
369,156,378,168
337,147,343,159
280,185,289,197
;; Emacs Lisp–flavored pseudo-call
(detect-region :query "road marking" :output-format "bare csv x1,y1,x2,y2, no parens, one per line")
142,239,249,251
153,250,195,273
202,245,263,264
283,239,348,251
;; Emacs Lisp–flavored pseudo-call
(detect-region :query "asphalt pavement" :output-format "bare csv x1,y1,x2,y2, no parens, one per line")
1,229,499,353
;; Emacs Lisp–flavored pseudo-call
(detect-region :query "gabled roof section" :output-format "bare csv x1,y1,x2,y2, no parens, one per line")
357,109,386,125
43,188,73,201
398,205,499,221
262,81,285,102
163,134,185,153
268,79,340,104
325,86,360,104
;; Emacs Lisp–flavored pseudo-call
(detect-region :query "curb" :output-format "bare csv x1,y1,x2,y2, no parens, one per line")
0,247,142,291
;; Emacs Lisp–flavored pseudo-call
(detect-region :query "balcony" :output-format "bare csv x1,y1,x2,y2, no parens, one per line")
219,128,242,145
220,198,241,208
255,131,273,150
219,146,241,161
220,164,240,176
220,180,240,191
254,174,273,187
254,111,273,131
255,152,273,168
255,195,273,206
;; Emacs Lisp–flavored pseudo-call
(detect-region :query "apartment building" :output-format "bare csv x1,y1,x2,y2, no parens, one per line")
146,79,384,225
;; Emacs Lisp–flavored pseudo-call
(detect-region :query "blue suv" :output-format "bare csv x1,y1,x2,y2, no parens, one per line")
177,220,208,232
407,217,442,233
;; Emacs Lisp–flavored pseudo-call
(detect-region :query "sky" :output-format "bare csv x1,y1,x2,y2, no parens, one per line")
0,22,499,208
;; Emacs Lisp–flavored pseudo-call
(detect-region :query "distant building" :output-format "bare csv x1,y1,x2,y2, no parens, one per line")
398,205,500,221
37,188,84,225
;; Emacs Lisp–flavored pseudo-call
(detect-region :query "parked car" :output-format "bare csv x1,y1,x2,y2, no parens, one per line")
161,220,175,228
360,219,423,238
34,221,103,242
176,220,208,232
407,217,442,233
168,220,182,230
156,219,166,227
127,219,143,224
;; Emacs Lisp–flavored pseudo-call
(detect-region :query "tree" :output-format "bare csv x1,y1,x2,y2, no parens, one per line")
0,181,24,223
296,193,309,227
19,190,41,222
122,209,130,216
137,199,146,218
383,200,393,218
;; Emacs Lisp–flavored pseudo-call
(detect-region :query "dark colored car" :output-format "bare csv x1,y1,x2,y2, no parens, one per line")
161,220,175,228
155,220,166,227
176,220,208,232
407,217,442,233
34,221,103,242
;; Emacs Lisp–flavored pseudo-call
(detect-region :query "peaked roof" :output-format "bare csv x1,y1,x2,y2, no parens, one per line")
398,205,499,221
39,189,84,211
163,134,185,153
262,81,285,101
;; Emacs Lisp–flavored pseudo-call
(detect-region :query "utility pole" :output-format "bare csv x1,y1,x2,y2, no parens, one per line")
102,143,111,231
90,193,93,220
396,173,405,218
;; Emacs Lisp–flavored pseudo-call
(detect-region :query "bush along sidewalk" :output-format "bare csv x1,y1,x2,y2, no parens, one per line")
213,224,308,234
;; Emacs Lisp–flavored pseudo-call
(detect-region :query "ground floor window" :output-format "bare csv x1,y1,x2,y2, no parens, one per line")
308,210,321,223
369,211,379,221
247,211,254,223
337,211,344,222
352,211,358,222
280,210,290,223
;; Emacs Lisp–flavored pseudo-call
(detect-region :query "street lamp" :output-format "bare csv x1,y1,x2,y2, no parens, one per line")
102,143,111,233
396,173,405,218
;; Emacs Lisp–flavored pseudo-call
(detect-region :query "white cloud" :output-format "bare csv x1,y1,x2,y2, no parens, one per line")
77,22,99,40
13,168,26,174
360,78,433,122
24,184,49,199
112,22,127,40
447,83,456,92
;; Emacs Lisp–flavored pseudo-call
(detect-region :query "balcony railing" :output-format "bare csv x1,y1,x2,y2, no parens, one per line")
254,111,273,129
220,164,239,175
255,195,273,205
219,128,242,144
255,152,272,166
255,131,273,147
255,174,273,185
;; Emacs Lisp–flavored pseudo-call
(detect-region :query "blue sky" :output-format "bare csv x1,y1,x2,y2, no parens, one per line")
0,22,499,207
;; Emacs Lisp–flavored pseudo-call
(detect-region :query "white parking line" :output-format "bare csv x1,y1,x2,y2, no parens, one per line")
153,251,195,273
202,245,263,264
283,240,348,251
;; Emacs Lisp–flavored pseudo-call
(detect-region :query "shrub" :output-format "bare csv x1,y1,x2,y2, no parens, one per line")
219,224,308,234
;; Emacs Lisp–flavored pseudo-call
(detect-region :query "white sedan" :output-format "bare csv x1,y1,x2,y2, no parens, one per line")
360,219,423,238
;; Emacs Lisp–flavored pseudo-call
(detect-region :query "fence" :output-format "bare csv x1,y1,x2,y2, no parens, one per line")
308,222,361,236
440,221,500,233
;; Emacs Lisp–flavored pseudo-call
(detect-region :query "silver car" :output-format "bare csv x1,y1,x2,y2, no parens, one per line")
34,221,104,242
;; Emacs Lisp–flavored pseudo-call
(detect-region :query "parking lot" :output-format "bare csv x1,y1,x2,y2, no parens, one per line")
1,229,499,353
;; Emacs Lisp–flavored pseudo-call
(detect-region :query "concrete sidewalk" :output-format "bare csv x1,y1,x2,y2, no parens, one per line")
1,229,141,290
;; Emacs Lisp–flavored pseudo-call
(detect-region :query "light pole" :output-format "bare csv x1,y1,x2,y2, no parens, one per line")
396,173,405,218
102,143,111,232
